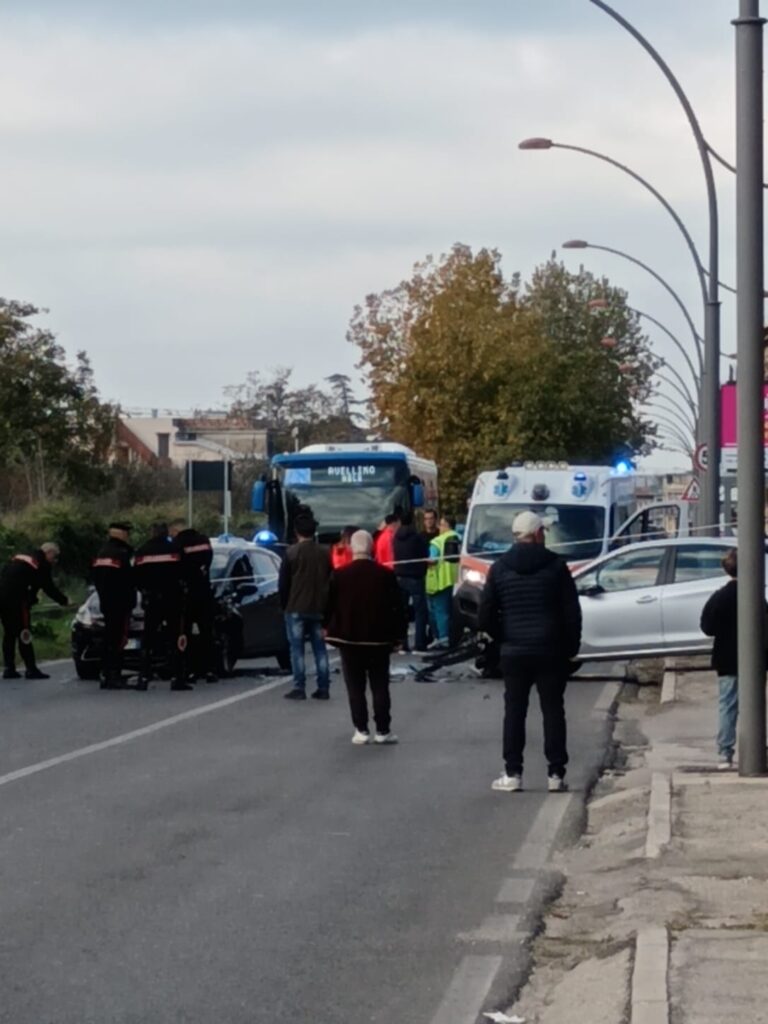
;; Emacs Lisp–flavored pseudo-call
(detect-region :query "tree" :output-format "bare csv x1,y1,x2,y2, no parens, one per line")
225,367,366,451
0,299,118,508
348,246,656,511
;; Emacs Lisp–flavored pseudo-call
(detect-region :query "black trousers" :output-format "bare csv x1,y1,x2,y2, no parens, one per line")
184,587,215,676
501,656,569,778
339,646,392,735
1,603,36,672
101,601,131,679
141,592,183,681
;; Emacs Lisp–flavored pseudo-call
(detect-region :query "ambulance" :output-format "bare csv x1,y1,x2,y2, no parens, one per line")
453,461,688,635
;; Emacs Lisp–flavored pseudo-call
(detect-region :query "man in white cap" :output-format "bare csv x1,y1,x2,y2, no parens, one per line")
478,510,582,793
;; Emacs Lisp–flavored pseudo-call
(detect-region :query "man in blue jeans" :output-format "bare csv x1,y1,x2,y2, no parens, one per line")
278,510,332,701
699,548,762,770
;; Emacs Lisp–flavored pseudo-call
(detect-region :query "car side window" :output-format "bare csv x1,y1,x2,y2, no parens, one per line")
230,555,253,584
673,546,728,584
249,551,278,583
595,547,666,593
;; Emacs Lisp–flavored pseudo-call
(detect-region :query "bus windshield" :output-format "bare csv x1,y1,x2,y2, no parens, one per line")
281,460,409,537
466,504,607,561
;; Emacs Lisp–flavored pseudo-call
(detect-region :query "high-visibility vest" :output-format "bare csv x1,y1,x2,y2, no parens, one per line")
426,531,460,595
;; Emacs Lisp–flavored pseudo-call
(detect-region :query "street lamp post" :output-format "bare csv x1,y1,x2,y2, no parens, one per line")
734,0,766,776
586,0,721,536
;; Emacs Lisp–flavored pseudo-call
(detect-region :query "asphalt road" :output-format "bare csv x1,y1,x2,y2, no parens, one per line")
0,654,621,1024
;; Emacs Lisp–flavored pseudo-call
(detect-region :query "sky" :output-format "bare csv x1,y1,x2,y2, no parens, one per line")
0,1,755,470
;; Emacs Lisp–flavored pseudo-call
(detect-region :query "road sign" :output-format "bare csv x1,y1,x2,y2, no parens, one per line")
693,444,708,472
681,478,701,502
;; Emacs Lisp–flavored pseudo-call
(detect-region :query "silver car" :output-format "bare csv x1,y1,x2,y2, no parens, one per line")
572,537,753,661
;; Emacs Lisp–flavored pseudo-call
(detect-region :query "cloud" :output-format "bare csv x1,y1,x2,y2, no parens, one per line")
0,1,736,471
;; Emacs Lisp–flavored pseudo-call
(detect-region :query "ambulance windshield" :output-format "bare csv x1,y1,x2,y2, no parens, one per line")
466,504,607,561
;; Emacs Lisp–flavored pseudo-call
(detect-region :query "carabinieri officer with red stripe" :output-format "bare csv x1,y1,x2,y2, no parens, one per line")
134,522,191,691
91,521,135,690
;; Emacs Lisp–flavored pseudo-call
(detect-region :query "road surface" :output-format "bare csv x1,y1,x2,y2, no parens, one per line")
0,654,620,1024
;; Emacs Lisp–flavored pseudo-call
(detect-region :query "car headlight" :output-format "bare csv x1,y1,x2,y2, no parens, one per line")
460,568,487,586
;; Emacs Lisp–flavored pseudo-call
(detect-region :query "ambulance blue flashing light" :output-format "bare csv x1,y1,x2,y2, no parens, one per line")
613,460,633,475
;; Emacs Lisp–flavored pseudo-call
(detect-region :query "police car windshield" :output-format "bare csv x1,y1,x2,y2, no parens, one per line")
210,551,230,579
466,504,607,561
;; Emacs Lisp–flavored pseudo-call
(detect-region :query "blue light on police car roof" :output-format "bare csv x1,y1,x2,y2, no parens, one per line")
254,529,278,545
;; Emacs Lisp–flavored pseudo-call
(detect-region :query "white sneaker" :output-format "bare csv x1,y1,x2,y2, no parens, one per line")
351,730,370,745
427,638,449,650
547,775,569,792
492,773,523,792
717,754,734,771
374,732,398,744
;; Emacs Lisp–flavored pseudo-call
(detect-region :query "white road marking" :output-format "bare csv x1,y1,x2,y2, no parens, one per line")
429,955,503,1024
512,794,575,870
495,877,536,905
458,914,522,944
591,680,621,715
0,678,289,790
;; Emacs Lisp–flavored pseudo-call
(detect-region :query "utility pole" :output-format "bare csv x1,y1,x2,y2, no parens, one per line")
734,0,767,776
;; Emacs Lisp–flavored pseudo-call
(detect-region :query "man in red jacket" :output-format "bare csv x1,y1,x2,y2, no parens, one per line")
325,530,406,745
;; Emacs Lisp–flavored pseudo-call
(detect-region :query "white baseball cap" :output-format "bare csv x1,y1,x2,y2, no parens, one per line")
512,510,544,538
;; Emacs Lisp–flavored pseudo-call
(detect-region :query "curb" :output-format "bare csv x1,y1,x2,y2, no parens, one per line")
631,926,669,1024
645,772,671,858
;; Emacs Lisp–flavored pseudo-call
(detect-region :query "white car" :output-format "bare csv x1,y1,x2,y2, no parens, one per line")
572,537,753,661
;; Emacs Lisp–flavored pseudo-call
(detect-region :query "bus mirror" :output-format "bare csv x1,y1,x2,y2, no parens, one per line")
251,479,267,513
411,482,425,508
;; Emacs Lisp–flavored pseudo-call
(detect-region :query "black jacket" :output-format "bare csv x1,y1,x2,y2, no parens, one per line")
699,578,762,676
0,550,67,609
134,536,182,598
477,543,582,660
392,526,429,580
324,559,406,647
91,537,135,610
173,529,213,593
278,540,332,615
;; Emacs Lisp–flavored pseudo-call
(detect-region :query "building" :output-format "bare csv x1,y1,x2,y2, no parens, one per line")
115,412,273,468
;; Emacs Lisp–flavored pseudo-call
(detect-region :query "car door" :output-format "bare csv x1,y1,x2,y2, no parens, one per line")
247,549,285,653
609,502,687,549
660,544,733,655
227,553,264,651
576,545,669,658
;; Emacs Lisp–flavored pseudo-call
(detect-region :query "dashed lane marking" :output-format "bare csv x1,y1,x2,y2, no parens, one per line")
428,955,503,1024
511,793,575,870
495,876,537,905
0,678,289,790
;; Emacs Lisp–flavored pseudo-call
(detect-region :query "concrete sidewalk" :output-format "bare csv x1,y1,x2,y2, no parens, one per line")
491,667,768,1024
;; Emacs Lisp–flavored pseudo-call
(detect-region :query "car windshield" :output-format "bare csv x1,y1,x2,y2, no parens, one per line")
211,551,230,579
466,504,607,561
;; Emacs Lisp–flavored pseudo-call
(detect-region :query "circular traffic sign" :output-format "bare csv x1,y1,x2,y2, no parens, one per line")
693,443,708,472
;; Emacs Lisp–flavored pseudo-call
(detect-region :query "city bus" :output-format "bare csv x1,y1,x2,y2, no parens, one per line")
251,442,438,544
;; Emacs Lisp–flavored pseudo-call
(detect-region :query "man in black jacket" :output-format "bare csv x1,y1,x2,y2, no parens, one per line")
699,548,755,770
0,543,68,680
170,520,217,683
478,511,582,793
134,523,190,691
91,522,135,690
392,513,429,652
278,510,332,700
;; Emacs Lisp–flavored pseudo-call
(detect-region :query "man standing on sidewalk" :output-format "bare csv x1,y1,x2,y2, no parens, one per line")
325,530,405,744
279,509,332,701
478,511,581,793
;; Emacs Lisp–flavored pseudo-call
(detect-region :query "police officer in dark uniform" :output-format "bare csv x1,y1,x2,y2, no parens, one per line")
0,542,68,680
134,522,191,691
169,519,218,683
91,522,135,690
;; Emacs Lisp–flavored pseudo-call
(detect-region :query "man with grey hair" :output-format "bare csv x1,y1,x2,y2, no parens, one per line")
478,510,581,793
0,541,68,680
325,529,406,744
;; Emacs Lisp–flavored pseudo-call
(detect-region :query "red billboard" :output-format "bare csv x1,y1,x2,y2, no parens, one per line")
720,381,768,472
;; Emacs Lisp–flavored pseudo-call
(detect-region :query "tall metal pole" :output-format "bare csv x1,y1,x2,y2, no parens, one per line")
588,0,721,534
735,0,766,776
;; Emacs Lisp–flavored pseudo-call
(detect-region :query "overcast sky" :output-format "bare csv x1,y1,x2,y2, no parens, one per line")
0,2,753,468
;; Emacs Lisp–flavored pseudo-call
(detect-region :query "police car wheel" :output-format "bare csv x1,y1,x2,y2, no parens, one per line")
73,657,101,681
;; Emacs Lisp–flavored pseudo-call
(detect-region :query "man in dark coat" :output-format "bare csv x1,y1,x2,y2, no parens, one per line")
170,520,217,683
392,513,430,652
91,522,135,690
478,510,582,793
0,543,68,680
325,530,406,744
134,523,190,691
278,509,332,700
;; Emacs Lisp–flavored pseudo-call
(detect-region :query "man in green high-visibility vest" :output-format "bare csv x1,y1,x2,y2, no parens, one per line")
426,515,460,649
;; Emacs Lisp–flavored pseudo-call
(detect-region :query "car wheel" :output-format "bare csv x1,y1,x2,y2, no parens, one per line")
276,651,292,671
73,657,101,681
217,630,241,677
